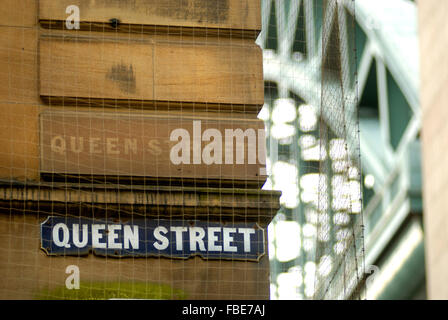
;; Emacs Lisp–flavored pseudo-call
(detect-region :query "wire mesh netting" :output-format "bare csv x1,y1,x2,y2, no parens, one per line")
0,0,364,300
260,0,365,300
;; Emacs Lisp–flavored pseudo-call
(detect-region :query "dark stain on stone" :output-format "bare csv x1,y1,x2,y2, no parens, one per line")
106,62,137,94
156,0,229,24
109,18,121,28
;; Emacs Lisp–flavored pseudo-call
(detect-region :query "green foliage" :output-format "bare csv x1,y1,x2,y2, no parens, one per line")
35,281,187,300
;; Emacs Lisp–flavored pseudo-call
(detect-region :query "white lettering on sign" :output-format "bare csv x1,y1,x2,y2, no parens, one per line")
208,227,222,252
51,223,140,250
170,226,187,250
239,228,256,252
189,227,206,251
223,228,237,252
150,226,256,253
48,223,258,254
123,225,139,250
72,224,88,248
52,223,71,248
153,226,169,250
92,224,106,248
107,224,122,249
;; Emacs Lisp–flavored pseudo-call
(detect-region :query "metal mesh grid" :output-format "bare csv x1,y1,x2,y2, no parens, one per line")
261,0,365,300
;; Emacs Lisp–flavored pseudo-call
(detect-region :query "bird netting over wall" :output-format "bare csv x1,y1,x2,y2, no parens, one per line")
0,0,364,300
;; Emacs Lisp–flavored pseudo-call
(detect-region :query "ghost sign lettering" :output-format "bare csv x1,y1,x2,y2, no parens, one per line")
39,112,267,186
40,216,265,261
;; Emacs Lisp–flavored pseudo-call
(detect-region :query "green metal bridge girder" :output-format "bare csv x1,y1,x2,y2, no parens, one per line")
259,0,423,299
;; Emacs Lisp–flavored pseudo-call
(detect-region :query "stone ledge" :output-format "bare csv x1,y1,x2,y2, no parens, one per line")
0,181,281,225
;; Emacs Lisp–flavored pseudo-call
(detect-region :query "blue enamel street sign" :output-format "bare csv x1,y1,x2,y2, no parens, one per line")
40,216,265,261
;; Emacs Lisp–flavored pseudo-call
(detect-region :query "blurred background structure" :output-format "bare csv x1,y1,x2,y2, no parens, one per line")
259,0,425,299
419,0,448,300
